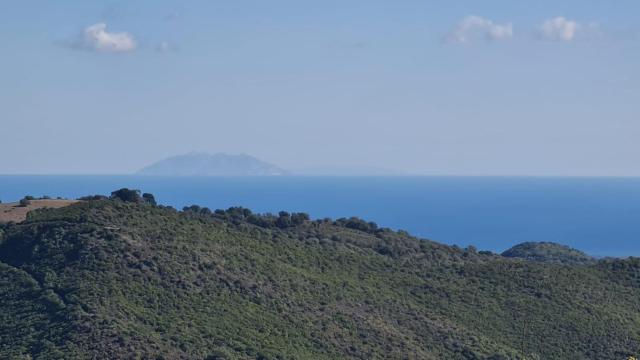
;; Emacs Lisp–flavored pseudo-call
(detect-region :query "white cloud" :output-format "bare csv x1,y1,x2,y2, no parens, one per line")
539,17,580,41
78,23,137,53
446,15,513,44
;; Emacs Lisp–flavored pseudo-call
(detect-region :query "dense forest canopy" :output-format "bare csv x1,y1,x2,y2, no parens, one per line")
0,192,638,359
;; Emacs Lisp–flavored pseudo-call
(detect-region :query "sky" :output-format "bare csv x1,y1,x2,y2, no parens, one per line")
1,0,639,176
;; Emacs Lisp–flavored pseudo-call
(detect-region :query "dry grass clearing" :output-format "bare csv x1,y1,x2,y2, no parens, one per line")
0,199,78,223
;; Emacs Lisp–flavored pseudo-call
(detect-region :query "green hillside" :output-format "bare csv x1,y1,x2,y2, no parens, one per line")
1,197,639,359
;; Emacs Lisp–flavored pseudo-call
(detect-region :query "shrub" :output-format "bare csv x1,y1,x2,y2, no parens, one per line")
291,212,310,226
247,214,276,228
142,193,157,205
336,217,379,233
227,207,252,219
276,212,292,228
78,195,109,201
183,205,202,213
110,188,142,203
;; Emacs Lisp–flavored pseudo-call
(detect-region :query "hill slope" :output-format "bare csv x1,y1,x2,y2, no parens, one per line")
137,152,288,176
0,199,639,359
0,199,77,224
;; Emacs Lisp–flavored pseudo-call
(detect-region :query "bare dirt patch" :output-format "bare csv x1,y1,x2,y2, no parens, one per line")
0,199,78,223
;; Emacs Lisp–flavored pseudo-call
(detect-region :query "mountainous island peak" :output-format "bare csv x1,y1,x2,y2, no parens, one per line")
137,152,289,176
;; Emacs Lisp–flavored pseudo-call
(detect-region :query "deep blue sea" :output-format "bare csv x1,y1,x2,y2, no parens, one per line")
1,176,639,257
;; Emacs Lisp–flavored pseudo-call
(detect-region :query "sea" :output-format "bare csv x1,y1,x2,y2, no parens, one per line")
1,175,639,258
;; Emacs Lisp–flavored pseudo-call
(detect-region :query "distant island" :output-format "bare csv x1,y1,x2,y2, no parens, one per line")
137,152,289,176
137,152,407,176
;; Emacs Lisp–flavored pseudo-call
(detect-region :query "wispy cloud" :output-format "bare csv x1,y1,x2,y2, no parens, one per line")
73,23,137,53
538,17,605,42
446,15,513,44
539,17,580,41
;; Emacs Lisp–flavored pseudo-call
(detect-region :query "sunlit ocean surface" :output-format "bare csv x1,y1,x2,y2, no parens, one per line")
1,176,639,257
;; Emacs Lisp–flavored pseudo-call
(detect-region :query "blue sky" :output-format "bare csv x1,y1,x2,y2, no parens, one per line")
1,0,639,175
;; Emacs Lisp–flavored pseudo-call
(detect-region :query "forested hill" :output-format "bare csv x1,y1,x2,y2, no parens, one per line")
0,195,639,359
501,242,595,265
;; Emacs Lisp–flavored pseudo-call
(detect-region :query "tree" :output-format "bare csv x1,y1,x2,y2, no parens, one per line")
276,211,292,228
19,198,31,207
183,205,202,213
110,188,142,203
142,193,156,205
78,195,108,201
291,212,310,226
341,217,377,233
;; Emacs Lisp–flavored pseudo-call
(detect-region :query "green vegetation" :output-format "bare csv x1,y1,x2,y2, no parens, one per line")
142,193,157,206
0,195,639,359
110,188,143,203
18,198,31,207
502,242,595,265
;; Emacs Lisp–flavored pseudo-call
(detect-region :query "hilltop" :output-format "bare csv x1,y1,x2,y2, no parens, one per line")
137,153,288,176
0,194,639,359
502,242,595,265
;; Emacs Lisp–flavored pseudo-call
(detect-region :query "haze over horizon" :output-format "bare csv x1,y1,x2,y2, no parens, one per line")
2,0,639,176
